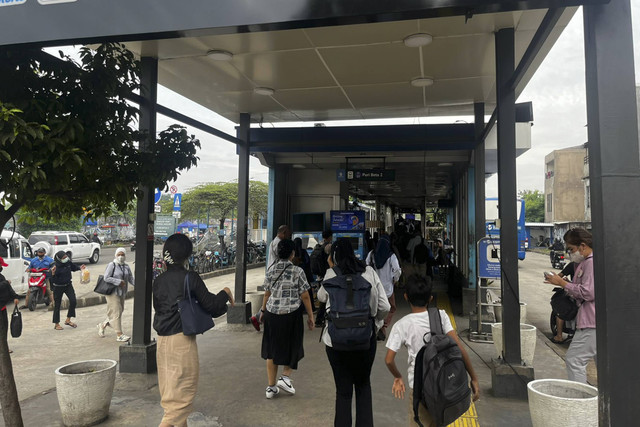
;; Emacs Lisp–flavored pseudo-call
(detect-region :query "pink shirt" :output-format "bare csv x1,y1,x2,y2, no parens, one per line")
564,255,595,329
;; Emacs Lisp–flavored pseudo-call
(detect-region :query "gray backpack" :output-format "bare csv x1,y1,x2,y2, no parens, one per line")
412,307,471,427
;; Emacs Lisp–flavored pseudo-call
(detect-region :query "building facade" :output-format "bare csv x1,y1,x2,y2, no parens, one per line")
544,146,590,226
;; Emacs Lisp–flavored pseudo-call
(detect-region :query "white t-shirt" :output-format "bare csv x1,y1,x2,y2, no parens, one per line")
385,309,454,388
268,236,281,269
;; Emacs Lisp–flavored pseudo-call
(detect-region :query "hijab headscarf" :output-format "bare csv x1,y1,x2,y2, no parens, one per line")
331,237,366,275
114,247,127,265
373,235,393,268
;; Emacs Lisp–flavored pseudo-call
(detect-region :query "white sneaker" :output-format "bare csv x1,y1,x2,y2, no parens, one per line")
116,334,130,342
97,323,105,338
277,376,295,395
265,386,279,399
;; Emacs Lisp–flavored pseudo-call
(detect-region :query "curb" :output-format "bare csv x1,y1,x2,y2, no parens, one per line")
56,262,266,310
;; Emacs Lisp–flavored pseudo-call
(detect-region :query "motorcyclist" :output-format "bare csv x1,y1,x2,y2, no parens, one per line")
21,247,55,310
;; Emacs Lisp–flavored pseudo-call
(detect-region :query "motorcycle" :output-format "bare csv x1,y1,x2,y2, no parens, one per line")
28,267,51,311
550,250,566,269
152,253,166,280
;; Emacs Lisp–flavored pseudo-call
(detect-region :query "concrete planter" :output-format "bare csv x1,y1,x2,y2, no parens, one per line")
55,359,117,427
491,323,537,366
494,302,527,323
528,379,598,427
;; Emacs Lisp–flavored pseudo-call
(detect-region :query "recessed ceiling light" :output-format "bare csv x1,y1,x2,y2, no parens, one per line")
207,49,233,61
403,33,433,48
410,77,434,88
438,162,453,167
254,87,275,96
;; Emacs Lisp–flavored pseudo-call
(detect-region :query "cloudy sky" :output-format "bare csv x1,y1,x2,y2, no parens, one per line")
102,6,640,198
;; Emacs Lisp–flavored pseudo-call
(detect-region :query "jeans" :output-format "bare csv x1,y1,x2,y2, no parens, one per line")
52,284,76,324
325,334,377,427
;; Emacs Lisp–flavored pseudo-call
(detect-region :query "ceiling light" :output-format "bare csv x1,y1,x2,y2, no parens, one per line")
207,49,233,61
410,77,434,88
438,162,453,167
254,87,275,96
292,164,306,169
403,33,433,48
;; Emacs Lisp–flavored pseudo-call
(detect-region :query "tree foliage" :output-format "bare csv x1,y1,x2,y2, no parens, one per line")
14,209,83,238
0,43,200,230
519,189,545,223
248,180,269,220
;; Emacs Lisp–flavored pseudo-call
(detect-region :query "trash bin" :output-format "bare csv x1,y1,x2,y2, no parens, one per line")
491,323,537,366
55,359,117,427
527,379,598,427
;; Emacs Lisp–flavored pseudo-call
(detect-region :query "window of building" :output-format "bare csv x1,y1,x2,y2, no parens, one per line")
547,193,553,212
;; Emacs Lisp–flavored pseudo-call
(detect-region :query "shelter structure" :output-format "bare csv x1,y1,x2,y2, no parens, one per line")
1,0,638,422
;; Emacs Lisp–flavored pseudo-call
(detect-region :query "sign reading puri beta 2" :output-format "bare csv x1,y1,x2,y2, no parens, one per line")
0,0,77,5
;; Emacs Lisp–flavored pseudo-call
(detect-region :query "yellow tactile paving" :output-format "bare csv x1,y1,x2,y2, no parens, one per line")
437,292,481,427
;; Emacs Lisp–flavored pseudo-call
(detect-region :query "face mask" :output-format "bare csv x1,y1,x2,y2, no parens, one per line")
117,256,125,263
61,258,70,264
569,249,585,264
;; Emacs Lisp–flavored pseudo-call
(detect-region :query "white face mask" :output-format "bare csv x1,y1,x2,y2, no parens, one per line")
116,255,125,263
569,250,585,264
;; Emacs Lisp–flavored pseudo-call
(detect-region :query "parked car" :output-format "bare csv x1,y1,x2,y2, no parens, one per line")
0,229,33,295
28,231,101,264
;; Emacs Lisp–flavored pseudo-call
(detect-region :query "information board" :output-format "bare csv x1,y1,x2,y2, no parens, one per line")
477,237,501,279
154,215,176,238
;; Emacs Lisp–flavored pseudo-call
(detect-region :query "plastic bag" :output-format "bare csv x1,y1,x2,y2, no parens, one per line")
81,269,91,284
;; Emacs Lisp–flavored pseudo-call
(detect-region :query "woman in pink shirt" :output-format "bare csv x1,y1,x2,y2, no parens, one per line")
545,228,595,383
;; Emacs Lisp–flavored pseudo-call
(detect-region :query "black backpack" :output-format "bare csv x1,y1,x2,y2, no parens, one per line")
413,307,471,427
550,287,579,321
322,267,373,351
414,238,429,264
310,243,328,276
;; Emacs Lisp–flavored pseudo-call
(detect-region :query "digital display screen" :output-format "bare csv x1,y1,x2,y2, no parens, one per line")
330,210,365,231
292,213,325,232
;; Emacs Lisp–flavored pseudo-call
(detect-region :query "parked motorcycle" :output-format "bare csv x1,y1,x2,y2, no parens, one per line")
550,250,566,269
28,267,51,311
152,252,166,280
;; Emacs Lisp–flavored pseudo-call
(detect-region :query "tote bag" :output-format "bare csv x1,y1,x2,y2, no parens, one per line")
10,305,22,338
178,272,214,335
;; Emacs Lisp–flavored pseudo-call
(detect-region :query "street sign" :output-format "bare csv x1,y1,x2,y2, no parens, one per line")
478,237,501,279
154,188,162,204
155,215,176,237
154,204,161,213
173,193,182,211
170,185,178,194
172,211,181,219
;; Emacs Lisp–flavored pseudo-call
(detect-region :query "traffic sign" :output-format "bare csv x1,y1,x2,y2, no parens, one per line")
154,188,162,204
154,204,161,213
172,211,181,219
170,185,178,194
173,193,182,211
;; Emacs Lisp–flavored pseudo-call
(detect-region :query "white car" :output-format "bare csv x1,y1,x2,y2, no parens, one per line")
28,231,101,264
0,230,33,295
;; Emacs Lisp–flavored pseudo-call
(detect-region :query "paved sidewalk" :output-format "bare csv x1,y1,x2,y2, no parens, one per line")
3,252,586,426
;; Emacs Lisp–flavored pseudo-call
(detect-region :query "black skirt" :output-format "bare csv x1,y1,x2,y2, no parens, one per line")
261,306,305,369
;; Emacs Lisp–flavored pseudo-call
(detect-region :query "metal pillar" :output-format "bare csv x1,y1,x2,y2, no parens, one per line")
495,28,521,365
584,1,640,424
228,113,251,323
474,103,486,245
120,56,157,373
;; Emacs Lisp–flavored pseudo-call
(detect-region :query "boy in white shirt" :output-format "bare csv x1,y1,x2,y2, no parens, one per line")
385,274,480,426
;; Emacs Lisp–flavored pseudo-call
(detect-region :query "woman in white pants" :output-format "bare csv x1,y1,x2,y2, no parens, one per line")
545,228,595,383
97,247,134,342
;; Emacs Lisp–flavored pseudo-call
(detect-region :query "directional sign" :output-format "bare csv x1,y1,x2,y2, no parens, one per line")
336,168,395,182
173,193,182,211
154,188,162,204
478,237,501,279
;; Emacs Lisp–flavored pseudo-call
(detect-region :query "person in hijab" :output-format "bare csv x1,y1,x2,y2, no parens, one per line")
97,247,134,342
50,251,85,330
365,234,401,340
153,233,234,426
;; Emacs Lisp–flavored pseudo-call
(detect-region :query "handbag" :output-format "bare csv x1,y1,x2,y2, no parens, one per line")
94,262,116,295
178,272,214,335
551,287,579,321
10,305,22,338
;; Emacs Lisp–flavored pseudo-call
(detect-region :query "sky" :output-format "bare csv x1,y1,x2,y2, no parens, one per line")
51,5,640,199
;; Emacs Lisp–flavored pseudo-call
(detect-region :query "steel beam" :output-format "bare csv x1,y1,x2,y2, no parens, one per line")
583,0,640,424
495,28,521,365
471,102,486,288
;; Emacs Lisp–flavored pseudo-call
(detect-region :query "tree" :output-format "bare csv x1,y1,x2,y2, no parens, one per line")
14,210,83,238
248,180,268,222
519,189,545,223
0,44,200,426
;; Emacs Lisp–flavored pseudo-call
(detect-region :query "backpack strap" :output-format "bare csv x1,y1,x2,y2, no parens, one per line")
345,275,354,309
413,347,426,427
427,306,444,336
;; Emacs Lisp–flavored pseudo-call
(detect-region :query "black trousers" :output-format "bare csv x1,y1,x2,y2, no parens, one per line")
325,334,377,427
52,284,76,324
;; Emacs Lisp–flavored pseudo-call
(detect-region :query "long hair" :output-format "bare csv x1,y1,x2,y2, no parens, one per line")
331,237,366,275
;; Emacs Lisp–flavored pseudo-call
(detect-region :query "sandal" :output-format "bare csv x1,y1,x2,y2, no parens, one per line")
550,336,567,344
64,321,77,328
54,324,63,330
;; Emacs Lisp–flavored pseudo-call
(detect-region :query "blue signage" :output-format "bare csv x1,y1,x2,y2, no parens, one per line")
154,188,162,204
173,193,182,211
478,237,501,279
330,210,365,231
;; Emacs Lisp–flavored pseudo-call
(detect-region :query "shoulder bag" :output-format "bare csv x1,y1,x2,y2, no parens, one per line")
178,271,214,335
10,305,22,338
94,262,117,295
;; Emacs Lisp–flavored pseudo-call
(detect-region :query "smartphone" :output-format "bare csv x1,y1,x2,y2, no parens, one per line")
543,271,555,279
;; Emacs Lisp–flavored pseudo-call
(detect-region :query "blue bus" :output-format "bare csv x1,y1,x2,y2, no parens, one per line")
485,197,527,260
